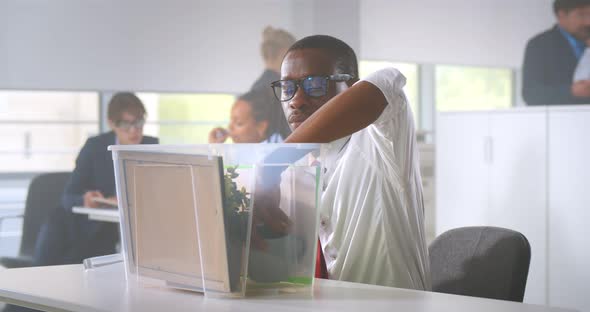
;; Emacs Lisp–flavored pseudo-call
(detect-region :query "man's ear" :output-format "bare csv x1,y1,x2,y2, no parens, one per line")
107,119,115,130
335,78,357,94
346,78,360,88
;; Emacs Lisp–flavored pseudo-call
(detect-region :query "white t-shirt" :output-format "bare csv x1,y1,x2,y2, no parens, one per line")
319,67,431,290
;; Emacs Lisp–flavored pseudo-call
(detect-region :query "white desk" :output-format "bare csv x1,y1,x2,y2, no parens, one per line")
0,263,575,312
72,207,119,223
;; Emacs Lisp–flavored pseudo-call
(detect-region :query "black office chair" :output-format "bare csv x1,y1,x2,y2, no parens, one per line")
429,226,531,302
0,172,71,268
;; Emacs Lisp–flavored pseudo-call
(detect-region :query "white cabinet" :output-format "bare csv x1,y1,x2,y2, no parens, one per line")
436,106,590,311
436,108,547,305
548,108,590,311
436,112,490,233
488,111,547,305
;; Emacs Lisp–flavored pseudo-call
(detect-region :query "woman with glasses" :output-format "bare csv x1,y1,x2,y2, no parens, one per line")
209,88,282,143
33,92,158,266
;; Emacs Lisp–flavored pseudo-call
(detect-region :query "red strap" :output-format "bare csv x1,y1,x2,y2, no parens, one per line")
315,239,329,279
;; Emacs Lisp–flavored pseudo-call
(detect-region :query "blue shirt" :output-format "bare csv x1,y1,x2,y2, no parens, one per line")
559,27,586,59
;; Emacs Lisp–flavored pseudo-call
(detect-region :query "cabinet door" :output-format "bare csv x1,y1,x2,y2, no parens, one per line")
435,112,489,235
489,111,547,305
548,109,590,312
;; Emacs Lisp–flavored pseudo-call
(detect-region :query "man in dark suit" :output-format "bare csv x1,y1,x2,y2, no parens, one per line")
34,92,158,265
522,0,590,105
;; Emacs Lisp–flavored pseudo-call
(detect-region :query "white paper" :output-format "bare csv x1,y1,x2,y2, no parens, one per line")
574,48,590,82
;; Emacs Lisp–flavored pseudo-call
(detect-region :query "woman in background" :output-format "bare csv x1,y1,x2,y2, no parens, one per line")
209,88,281,143
250,26,296,140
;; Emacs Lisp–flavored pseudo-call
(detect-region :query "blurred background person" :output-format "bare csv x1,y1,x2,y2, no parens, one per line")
209,88,282,143
250,26,296,140
33,92,158,266
522,0,590,105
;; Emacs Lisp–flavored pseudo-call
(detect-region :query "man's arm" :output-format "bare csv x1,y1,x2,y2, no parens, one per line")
285,81,388,143
253,70,397,247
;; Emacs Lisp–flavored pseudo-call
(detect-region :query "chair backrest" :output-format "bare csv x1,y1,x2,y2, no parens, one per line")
19,172,71,258
429,226,531,302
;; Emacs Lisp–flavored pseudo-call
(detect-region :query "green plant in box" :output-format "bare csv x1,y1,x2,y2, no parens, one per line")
224,166,251,215
222,165,251,291
224,166,311,287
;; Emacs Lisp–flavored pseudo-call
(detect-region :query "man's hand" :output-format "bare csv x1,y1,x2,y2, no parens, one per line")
251,181,292,250
83,190,104,208
571,80,590,98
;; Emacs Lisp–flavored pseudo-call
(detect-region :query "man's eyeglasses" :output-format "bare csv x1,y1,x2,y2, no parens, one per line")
116,119,145,131
271,74,354,102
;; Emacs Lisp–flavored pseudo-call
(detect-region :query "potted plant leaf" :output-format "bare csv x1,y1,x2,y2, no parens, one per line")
223,165,251,241
222,165,252,291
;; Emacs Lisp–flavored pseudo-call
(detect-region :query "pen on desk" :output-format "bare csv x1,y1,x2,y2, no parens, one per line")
83,253,123,270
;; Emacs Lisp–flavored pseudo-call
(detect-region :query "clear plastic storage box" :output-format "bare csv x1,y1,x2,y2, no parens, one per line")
109,143,323,298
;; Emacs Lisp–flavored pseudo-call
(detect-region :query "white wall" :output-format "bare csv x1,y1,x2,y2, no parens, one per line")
0,0,292,93
292,0,361,54
0,0,557,92
287,0,361,66
360,0,555,68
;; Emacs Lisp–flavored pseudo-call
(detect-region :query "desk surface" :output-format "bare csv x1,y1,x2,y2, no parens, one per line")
72,207,119,223
0,264,575,312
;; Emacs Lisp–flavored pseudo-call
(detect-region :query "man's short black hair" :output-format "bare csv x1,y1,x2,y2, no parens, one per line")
554,0,590,14
286,35,359,78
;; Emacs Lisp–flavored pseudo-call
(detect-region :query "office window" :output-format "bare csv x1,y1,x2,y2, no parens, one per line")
0,91,99,172
136,93,235,144
436,65,513,111
359,60,420,125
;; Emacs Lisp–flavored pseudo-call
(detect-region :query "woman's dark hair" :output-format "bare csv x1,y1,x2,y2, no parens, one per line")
238,88,286,139
107,92,146,122
554,0,590,14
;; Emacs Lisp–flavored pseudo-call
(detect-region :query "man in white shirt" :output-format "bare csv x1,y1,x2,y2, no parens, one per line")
255,35,430,290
